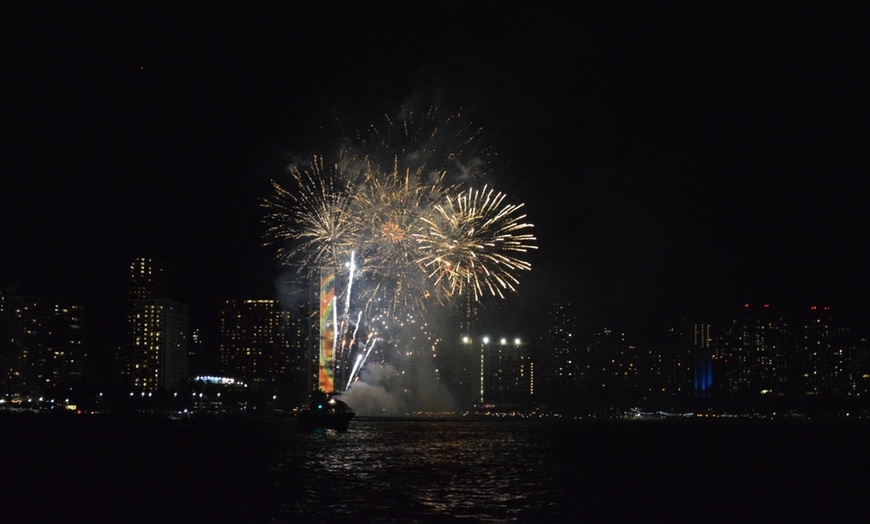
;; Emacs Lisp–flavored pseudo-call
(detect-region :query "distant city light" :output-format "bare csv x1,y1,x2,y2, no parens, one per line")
194,375,247,387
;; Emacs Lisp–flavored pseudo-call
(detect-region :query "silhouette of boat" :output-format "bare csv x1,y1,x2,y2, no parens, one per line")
295,390,355,433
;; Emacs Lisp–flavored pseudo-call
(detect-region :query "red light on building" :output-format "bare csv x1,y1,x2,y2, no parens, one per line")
744,303,749,308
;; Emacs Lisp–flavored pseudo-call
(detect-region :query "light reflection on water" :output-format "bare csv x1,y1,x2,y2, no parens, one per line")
2,415,865,522
262,417,868,522
271,419,568,521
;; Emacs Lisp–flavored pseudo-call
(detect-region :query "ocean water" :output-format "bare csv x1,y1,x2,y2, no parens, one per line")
1,414,866,522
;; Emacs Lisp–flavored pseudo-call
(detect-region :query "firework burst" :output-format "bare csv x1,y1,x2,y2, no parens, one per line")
415,185,537,300
262,108,536,319
349,159,455,314
262,155,360,271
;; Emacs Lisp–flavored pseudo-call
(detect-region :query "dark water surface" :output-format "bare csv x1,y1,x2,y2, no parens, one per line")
1,414,866,522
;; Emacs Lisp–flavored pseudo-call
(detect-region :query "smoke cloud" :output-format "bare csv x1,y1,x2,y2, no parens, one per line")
343,347,457,416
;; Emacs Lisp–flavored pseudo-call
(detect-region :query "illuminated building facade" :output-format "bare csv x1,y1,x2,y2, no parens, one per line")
583,328,638,391
482,337,531,409
717,305,790,396
637,341,688,396
677,304,865,399
436,296,482,410
457,294,479,340
128,256,170,300
5,297,84,394
219,299,297,384
188,327,207,376
446,333,533,411
852,336,870,397
440,335,481,410
0,280,21,392
796,306,852,396
540,302,578,400
693,322,713,397
127,299,189,391
126,257,189,391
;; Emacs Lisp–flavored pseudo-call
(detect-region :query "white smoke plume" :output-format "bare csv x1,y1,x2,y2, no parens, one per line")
343,349,457,416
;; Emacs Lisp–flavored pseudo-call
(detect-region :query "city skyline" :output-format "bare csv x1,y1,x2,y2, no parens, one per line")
4,252,866,349
3,3,868,339
3,269,866,414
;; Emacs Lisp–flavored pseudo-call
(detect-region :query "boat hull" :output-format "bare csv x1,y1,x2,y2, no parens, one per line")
295,410,355,432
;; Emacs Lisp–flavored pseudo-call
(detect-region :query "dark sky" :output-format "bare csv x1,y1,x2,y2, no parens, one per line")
3,2,868,340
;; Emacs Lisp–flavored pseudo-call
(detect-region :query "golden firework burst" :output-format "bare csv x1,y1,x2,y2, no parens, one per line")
380,221,405,243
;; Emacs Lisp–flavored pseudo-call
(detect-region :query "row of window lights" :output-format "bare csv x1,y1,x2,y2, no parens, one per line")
127,392,238,399
462,336,523,345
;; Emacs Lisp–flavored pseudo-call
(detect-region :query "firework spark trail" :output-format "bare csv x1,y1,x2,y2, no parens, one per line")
351,310,362,343
332,250,360,379
346,333,380,390
345,250,356,316
337,310,364,374
332,296,339,354
346,354,363,391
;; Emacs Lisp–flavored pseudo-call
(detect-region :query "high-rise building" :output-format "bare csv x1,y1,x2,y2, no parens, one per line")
434,296,482,410
128,257,170,300
669,304,867,400
6,297,85,394
0,280,22,392
439,333,534,411
852,335,870,397
127,299,189,391
583,328,638,391
457,294,479,338
692,322,714,397
541,302,578,396
796,306,852,396
126,257,189,391
219,299,297,384
440,334,481,410
482,337,531,409
718,304,790,396
645,322,702,396
188,327,205,376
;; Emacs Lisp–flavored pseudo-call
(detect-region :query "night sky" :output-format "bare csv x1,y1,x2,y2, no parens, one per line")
3,3,868,340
